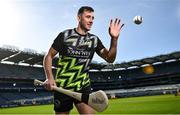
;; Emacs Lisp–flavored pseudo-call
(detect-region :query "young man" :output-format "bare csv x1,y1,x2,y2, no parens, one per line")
43,6,124,114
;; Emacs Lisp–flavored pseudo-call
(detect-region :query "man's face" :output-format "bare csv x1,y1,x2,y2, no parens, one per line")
78,10,94,31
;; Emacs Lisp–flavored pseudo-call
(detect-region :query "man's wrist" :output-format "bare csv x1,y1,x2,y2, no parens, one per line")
111,37,118,42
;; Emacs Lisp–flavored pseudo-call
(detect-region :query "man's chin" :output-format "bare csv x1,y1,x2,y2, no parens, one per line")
86,28,91,31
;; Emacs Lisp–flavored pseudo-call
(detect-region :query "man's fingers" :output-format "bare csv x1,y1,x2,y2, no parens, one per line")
110,19,113,27
110,18,121,27
110,18,124,30
114,18,118,24
117,19,121,25
121,23,124,29
44,83,48,90
44,83,54,91
117,19,124,30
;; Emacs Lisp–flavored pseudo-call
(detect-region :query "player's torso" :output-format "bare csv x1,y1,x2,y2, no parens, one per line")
56,29,98,91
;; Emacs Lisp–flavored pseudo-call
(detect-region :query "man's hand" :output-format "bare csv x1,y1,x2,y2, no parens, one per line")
44,78,56,91
98,18,124,63
109,18,124,40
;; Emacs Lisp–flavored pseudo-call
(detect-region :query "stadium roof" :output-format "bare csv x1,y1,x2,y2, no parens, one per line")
0,46,180,70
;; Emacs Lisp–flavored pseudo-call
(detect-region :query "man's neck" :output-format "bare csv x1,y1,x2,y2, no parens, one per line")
76,26,88,35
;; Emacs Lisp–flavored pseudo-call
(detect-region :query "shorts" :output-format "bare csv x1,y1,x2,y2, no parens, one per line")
53,85,92,112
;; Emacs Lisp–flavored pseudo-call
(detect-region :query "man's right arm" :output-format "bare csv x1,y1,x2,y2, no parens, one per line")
43,47,58,90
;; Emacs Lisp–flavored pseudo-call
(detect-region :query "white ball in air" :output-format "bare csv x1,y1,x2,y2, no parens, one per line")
133,15,143,25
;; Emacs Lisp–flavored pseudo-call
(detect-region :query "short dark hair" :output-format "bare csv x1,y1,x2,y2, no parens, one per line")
78,6,94,15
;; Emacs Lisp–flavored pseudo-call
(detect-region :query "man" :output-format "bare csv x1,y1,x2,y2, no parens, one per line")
43,6,124,114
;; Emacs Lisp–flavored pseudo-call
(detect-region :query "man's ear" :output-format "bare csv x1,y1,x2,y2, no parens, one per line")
77,14,81,22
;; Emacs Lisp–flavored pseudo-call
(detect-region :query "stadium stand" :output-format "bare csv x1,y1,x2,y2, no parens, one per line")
0,46,180,107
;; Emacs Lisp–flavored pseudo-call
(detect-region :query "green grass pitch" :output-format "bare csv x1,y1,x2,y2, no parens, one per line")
1,94,180,114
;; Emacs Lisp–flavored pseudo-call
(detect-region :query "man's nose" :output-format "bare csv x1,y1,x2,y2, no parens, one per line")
89,18,93,23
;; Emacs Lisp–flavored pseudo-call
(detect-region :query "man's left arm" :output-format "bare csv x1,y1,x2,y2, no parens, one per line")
99,18,124,63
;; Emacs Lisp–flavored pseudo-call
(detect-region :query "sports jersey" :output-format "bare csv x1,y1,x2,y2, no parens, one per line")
52,28,105,91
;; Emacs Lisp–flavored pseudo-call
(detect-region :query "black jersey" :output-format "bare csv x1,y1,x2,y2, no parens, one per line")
52,28,105,91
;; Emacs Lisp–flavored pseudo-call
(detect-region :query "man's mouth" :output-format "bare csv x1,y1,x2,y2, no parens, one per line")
87,24,92,27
